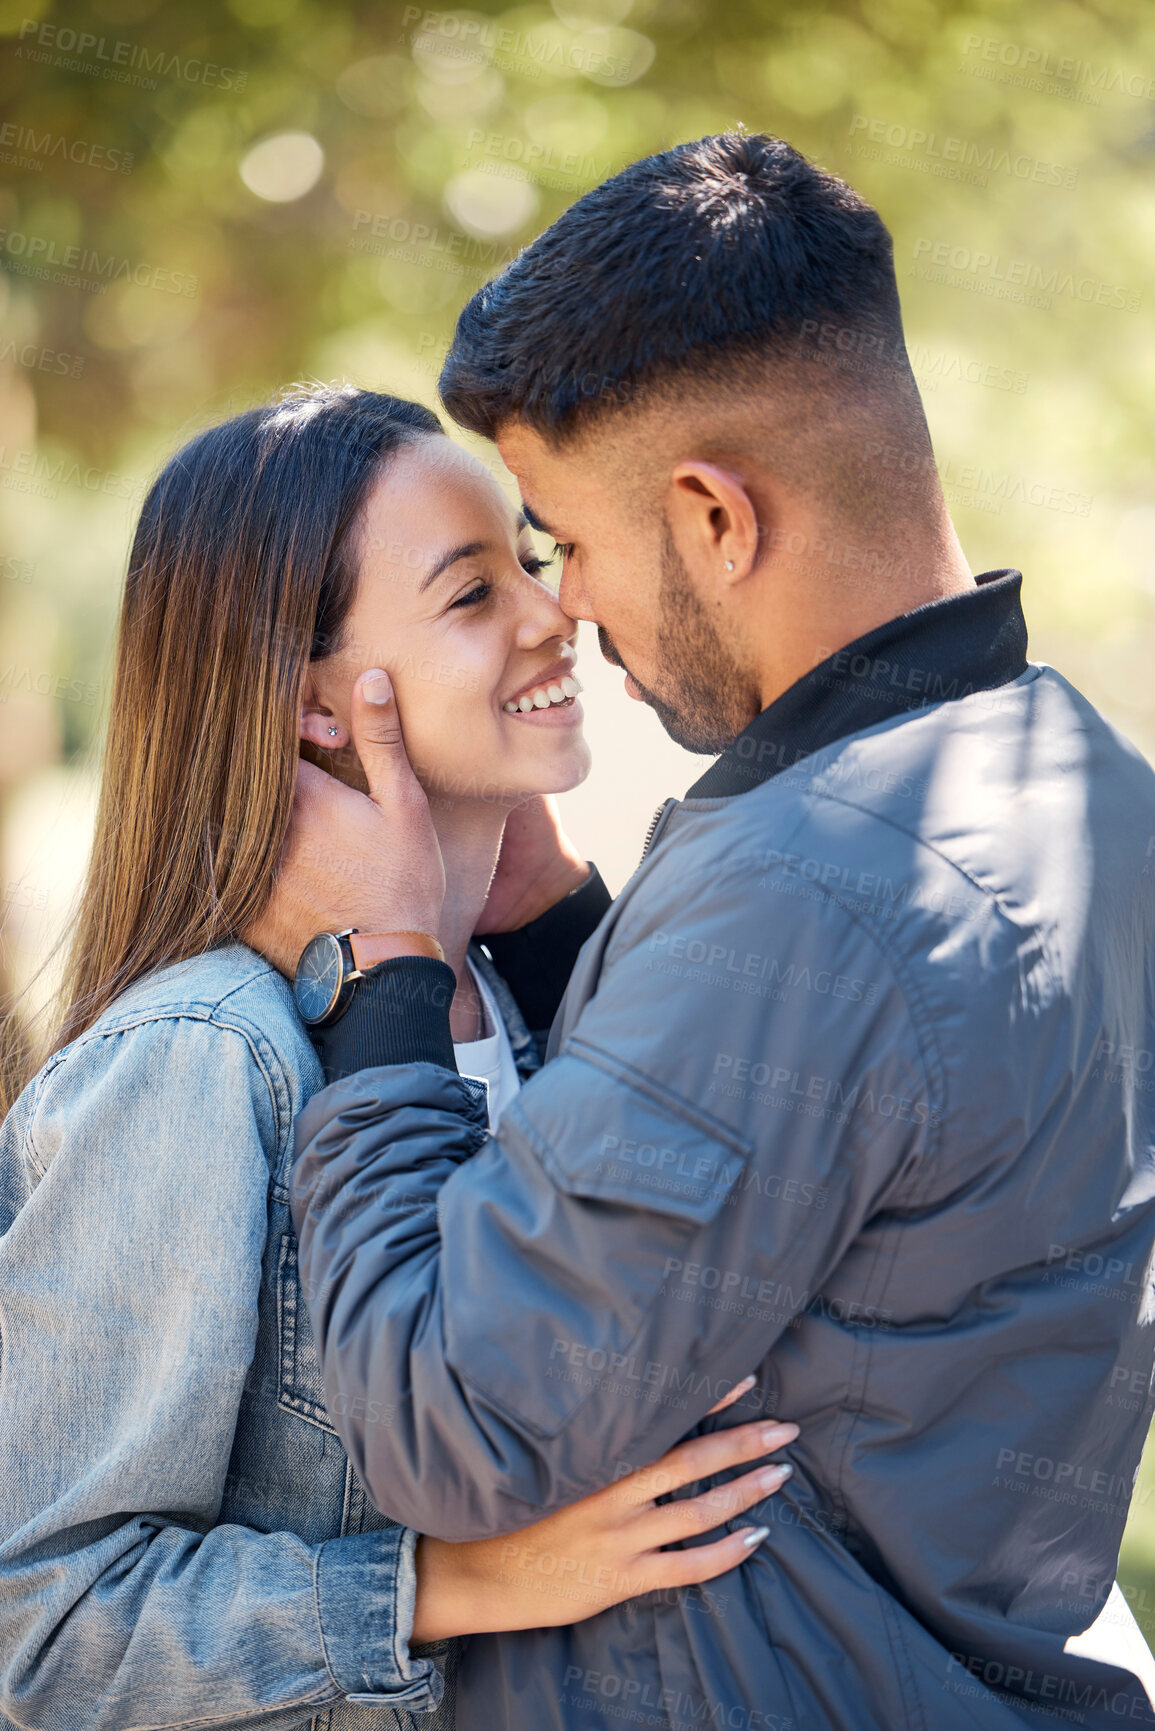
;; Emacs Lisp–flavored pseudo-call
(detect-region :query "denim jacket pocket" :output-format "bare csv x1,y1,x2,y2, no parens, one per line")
277,1231,337,1434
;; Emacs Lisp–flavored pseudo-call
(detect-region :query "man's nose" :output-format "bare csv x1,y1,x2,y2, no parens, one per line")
558,563,596,624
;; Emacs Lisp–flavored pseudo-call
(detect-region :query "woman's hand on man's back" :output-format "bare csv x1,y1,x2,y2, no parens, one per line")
410,1382,798,1642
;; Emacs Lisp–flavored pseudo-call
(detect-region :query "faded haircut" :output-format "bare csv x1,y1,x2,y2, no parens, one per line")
439,131,923,447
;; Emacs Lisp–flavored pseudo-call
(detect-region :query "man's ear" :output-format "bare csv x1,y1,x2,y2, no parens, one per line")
299,666,348,752
666,460,762,587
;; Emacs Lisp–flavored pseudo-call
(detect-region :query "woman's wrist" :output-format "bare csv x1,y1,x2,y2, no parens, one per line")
509,856,591,928
480,853,590,935
410,1534,483,1644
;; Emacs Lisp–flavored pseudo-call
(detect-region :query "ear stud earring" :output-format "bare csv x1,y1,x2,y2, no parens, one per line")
327,725,339,737
724,559,735,571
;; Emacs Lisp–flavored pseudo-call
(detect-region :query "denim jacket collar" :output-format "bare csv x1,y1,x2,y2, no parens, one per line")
468,941,542,1081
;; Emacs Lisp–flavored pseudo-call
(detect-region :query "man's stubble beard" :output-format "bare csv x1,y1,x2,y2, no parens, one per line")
598,526,760,754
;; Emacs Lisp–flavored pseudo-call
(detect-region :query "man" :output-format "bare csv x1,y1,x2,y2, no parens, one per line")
268,134,1155,1727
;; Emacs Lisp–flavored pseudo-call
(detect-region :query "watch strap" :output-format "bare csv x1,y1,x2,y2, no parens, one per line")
349,929,446,971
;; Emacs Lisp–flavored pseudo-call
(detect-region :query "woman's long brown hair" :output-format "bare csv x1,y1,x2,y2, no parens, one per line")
1,384,441,1115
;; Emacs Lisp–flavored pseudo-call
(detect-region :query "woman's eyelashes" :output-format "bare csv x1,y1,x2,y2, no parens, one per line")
448,581,493,610
447,549,557,611
519,550,557,578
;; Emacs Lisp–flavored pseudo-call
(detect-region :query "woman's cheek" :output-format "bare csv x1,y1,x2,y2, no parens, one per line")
389,672,449,787
394,673,494,796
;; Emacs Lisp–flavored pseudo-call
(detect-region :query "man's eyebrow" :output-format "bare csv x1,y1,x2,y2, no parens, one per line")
419,541,487,592
520,501,558,539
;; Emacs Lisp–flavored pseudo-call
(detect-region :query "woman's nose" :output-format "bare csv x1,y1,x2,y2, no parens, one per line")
515,575,579,645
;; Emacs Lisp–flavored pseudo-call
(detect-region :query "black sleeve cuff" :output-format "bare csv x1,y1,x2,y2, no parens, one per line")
311,956,459,1083
481,863,612,1036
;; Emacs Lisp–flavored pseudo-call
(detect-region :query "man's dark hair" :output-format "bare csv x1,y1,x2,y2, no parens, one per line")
439,131,911,442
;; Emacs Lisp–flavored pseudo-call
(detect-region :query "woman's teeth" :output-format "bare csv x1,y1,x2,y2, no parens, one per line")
503,674,581,714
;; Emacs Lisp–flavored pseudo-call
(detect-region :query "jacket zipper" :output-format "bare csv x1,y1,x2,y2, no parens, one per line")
640,797,676,863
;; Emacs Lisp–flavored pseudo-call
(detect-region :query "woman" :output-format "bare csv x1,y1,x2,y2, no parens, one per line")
0,385,796,1730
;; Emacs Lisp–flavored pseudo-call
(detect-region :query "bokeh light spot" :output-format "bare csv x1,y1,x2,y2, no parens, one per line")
240,132,324,202
444,167,540,236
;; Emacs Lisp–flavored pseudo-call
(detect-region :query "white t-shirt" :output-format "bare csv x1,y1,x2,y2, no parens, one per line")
453,959,521,1132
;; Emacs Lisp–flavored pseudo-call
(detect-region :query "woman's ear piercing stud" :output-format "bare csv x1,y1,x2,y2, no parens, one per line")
327,726,339,737
724,559,735,571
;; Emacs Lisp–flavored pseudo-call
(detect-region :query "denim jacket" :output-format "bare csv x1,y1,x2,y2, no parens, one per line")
0,939,536,1731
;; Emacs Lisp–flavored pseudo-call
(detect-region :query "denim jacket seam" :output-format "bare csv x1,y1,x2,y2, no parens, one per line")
18,1064,52,1181
102,1682,341,1731
207,1006,296,1186
311,1546,346,1696
276,1235,338,1435
24,1007,296,1193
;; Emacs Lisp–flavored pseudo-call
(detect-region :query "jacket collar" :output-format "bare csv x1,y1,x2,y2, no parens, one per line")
685,568,1028,801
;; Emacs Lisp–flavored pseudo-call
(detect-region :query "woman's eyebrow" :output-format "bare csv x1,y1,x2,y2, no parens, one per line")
419,541,487,591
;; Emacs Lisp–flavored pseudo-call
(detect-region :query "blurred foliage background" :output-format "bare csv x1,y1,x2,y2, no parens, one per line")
2,0,1155,1637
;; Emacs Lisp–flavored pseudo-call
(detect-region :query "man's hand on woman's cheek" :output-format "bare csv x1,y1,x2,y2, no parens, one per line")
242,669,446,978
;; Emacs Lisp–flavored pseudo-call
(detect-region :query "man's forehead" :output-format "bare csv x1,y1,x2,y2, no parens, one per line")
495,423,557,523
494,419,541,469
496,420,595,507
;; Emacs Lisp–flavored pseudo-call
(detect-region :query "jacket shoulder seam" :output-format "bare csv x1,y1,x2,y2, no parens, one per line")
26,1009,295,1180
621,838,945,1182
807,870,946,1179
797,784,1062,997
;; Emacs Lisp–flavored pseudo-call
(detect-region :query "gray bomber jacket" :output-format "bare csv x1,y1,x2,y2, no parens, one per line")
290,571,1155,1730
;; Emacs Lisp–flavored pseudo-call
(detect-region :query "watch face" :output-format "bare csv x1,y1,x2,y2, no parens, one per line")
294,933,345,1025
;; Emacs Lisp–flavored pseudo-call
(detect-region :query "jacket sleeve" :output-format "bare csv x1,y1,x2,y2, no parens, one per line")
0,1014,439,1731
292,865,939,1541
312,869,613,1085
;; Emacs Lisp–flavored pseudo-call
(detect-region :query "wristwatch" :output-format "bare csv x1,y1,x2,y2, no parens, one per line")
292,927,446,1028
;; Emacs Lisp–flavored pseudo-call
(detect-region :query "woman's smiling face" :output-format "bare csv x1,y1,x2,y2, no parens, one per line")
302,434,591,807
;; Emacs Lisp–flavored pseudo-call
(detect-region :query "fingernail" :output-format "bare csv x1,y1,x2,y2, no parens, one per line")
732,1374,756,1393
759,1463,793,1491
362,668,391,703
741,1526,770,1548
761,1422,799,1448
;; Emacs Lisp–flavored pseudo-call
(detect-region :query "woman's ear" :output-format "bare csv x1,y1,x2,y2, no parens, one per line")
299,667,348,752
